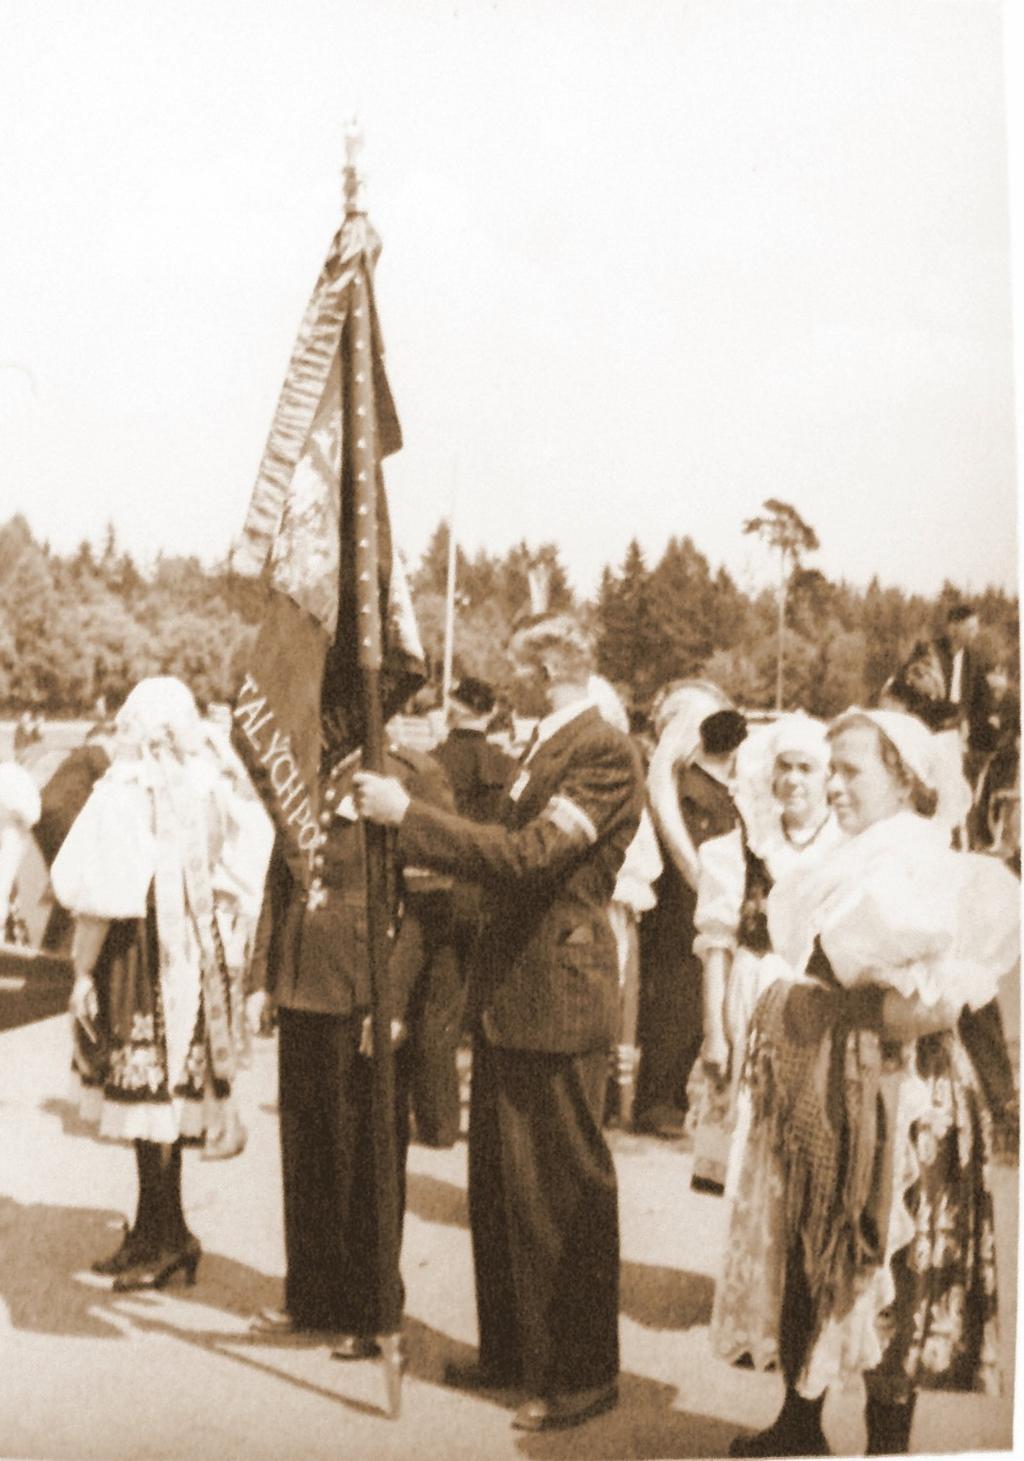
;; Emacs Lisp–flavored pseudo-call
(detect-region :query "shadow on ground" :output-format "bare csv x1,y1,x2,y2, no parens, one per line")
512,1371,742,1461
406,1169,714,1334
0,1190,735,1450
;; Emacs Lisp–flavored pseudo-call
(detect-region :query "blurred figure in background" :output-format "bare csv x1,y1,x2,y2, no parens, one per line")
0,762,42,945
634,688,744,1139
30,712,120,955
972,660,1020,864
883,602,995,838
436,677,514,826
12,710,42,766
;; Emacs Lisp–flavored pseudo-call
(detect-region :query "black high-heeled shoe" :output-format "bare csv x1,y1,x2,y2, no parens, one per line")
91,1225,161,1277
112,1236,201,1293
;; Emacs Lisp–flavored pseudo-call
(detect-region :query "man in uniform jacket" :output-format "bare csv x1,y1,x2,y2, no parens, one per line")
248,717,455,1353
355,613,645,1433
408,676,515,1146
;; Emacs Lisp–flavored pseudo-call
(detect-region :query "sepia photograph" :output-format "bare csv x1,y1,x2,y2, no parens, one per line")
0,3,1019,1458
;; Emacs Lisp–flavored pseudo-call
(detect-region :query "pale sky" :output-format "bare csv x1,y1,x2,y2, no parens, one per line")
0,0,1018,602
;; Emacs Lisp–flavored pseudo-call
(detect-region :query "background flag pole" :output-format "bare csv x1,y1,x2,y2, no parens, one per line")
441,461,458,724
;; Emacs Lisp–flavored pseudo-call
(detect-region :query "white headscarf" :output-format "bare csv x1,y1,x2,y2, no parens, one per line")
770,712,831,768
830,707,972,834
733,713,831,855
114,676,205,763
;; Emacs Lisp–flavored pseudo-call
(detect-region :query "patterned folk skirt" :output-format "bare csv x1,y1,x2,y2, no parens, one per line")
712,1005,1001,1401
71,899,240,1148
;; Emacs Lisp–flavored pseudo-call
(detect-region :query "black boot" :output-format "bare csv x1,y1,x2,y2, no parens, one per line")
730,1387,830,1458
112,1141,202,1292
160,1141,195,1250
865,1393,916,1455
92,1141,163,1275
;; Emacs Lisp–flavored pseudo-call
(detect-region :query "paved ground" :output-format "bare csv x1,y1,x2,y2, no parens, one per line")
0,1010,1017,1461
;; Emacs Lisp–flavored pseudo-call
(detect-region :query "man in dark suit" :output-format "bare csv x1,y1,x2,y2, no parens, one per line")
355,613,645,1432
888,604,994,769
406,676,515,1147
248,717,454,1354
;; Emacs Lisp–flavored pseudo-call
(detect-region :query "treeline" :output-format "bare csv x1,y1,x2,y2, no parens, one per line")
0,516,261,713
411,518,1019,719
0,512,1017,720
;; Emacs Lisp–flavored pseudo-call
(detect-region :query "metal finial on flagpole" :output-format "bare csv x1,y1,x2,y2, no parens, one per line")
344,116,367,216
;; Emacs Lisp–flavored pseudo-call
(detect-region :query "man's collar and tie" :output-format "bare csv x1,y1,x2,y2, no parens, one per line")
522,697,595,764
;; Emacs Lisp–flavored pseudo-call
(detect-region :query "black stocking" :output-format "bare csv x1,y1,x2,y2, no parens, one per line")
729,1247,830,1457
157,1140,192,1249
132,1141,164,1248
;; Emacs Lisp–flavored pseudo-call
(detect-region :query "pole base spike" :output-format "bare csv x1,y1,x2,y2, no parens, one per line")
378,1332,405,1419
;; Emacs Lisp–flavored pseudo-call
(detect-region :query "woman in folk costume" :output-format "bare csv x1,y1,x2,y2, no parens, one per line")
716,709,1017,1458
690,714,843,1193
634,680,739,1137
52,676,249,1292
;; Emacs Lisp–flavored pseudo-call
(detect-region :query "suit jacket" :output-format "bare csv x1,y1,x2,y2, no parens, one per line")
397,704,645,1054
893,636,993,749
252,745,454,1019
933,638,994,752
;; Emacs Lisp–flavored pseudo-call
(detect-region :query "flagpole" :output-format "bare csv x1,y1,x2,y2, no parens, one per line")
344,121,404,1419
441,467,458,723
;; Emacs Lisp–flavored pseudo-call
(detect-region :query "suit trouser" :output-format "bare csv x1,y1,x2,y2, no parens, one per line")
635,869,703,1118
407,896,467,1146
468,1034,620,1394
278,1008,410,1331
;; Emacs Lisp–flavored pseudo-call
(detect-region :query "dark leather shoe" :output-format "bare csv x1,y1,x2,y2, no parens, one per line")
330,1334,382,1361
111,1237,201,1293
91,1225,160,1277
444,1359,522,1390
512,1382,618,1432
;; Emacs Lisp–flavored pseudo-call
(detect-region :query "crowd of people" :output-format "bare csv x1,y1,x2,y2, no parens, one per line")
0,592,1019,1455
